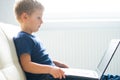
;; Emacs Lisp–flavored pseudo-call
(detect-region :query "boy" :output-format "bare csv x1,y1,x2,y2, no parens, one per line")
13,0,69,80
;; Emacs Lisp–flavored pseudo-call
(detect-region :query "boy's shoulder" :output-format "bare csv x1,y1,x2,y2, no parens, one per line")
13,31,33,42
15,31,34,38
13,31,37,45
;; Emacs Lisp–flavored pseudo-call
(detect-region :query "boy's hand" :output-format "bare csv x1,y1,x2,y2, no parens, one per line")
49,66,65,79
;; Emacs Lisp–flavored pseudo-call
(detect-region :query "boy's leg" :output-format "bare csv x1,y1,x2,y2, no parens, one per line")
44,75,83,80
65,76,81,80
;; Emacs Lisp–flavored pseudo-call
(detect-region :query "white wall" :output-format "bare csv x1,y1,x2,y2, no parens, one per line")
0,0,18,25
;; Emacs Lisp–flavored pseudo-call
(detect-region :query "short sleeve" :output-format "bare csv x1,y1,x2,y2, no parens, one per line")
13,36,34,57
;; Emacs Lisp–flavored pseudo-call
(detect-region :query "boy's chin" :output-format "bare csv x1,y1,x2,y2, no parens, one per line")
34,29,39,32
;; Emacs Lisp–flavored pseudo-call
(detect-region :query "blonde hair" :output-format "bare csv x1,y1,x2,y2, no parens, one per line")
14,0,44,21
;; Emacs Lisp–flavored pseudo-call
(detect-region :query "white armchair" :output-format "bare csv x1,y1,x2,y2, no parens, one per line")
0,22,26,80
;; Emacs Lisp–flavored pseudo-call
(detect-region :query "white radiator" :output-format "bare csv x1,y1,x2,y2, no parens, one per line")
35,19,120,75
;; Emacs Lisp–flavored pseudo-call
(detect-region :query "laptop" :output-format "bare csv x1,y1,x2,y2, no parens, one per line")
62,39,120,80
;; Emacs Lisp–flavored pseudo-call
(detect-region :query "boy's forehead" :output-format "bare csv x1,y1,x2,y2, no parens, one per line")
32,9,43,15
34,8,43,13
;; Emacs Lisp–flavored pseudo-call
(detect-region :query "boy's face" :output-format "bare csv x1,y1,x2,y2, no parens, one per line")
23,9,43,33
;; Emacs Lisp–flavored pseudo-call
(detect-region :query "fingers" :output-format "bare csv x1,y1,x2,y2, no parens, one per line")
49,67,65,79
59,68,65,79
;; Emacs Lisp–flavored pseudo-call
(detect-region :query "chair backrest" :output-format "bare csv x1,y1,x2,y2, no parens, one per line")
0,22,26,80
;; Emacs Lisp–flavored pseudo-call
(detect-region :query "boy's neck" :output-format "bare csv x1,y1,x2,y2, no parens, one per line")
20,24,32,34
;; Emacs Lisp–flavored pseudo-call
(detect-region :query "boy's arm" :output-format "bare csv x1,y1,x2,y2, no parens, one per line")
20,53,65,79
53,60,69,68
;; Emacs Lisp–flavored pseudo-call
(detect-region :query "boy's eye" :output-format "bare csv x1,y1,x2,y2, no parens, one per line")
37,17,41,19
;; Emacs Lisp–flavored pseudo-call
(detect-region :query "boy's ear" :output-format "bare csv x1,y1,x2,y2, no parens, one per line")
21,12,29,22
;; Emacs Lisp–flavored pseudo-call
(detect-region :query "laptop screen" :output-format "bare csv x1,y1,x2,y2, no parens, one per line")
96,39,120,79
